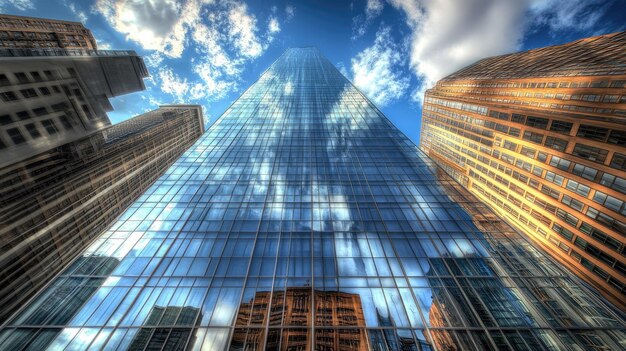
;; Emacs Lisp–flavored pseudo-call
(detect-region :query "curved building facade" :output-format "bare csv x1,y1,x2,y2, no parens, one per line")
420,31,626,310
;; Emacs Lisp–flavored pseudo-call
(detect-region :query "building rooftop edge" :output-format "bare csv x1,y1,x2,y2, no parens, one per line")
439,30,626,82
0,47,140,58
159,104,205,134
0,13,87,26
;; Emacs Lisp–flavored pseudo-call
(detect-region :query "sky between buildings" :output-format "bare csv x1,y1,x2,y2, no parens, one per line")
1,0,625,143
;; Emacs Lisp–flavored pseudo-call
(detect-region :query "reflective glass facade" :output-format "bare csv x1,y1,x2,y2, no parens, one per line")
1,48,625,350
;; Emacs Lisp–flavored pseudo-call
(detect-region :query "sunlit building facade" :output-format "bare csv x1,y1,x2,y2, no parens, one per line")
1,48,625,350
0,14,97,50
0,106,204,324
420,31,626,311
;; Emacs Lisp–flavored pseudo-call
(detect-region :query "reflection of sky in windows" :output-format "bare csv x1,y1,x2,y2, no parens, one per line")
1,48,625,350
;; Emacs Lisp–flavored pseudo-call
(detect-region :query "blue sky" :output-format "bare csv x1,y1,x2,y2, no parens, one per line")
1,0,624,143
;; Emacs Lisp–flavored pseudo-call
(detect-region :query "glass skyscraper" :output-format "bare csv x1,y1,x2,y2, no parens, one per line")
1,48,624,350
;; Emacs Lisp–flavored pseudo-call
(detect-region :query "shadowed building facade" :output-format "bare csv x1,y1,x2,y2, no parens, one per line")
0,105,204,324
0,44,149,167
0,48,625,350
420,31,626,310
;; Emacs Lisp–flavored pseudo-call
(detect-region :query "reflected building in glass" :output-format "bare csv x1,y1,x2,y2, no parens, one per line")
0,48,625,350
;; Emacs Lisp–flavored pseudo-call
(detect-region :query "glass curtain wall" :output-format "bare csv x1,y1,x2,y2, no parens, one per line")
0,48,624,351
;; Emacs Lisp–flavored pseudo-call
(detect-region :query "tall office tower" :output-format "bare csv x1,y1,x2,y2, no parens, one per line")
0,46,148,167
420,31,626,311
0,105,204,324
1,48,625,350
0,14,97,49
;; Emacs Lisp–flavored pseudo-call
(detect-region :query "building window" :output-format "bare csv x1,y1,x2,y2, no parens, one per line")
600,173,626,195
592,191,626,216
41,119,59,135
30,71,43,82
580,222,623,252
552,223,574,241
43,70,56,79
0,73,10,85
544,136,567,151
608,130,626,146
520,146,536,158
489,111,509,120
16,111,31,120
67,67,77,77
502,140,517,151
508,127,520,137
523,131,544,144
577,125,609,142
572,163,598,181
549,156,571,171
586,207,626,236
0,114,13,125
25,123,41,138
610,80,625,88
525,116,549,129
20,88,38,98
14,72,29,83
6,128,26,144
51,102,70,112
511,114,525,124
33,107,48,116
562,195,584,212
556,208,578,227
545,171,564,186
566,179,590,197
590,81,608,88
541,184,561,199
0,91,18,102
572,144,608,163
537,152,548,162
549,120,573,134
59,115,73,129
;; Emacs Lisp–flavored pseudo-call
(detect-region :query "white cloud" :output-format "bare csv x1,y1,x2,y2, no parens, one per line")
352,0,385,40
95,0,188,57
0,0,34,11
227,2,265,58
65,1,89,23
144,52,165,69
269,17,281,34
96,0,284,103
351,26,410,107
97,41,113,50
530,0,608,32
384,0,609,101
388,0,527,99
285,4,295,20
158,67,190,102
366,0,384,17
